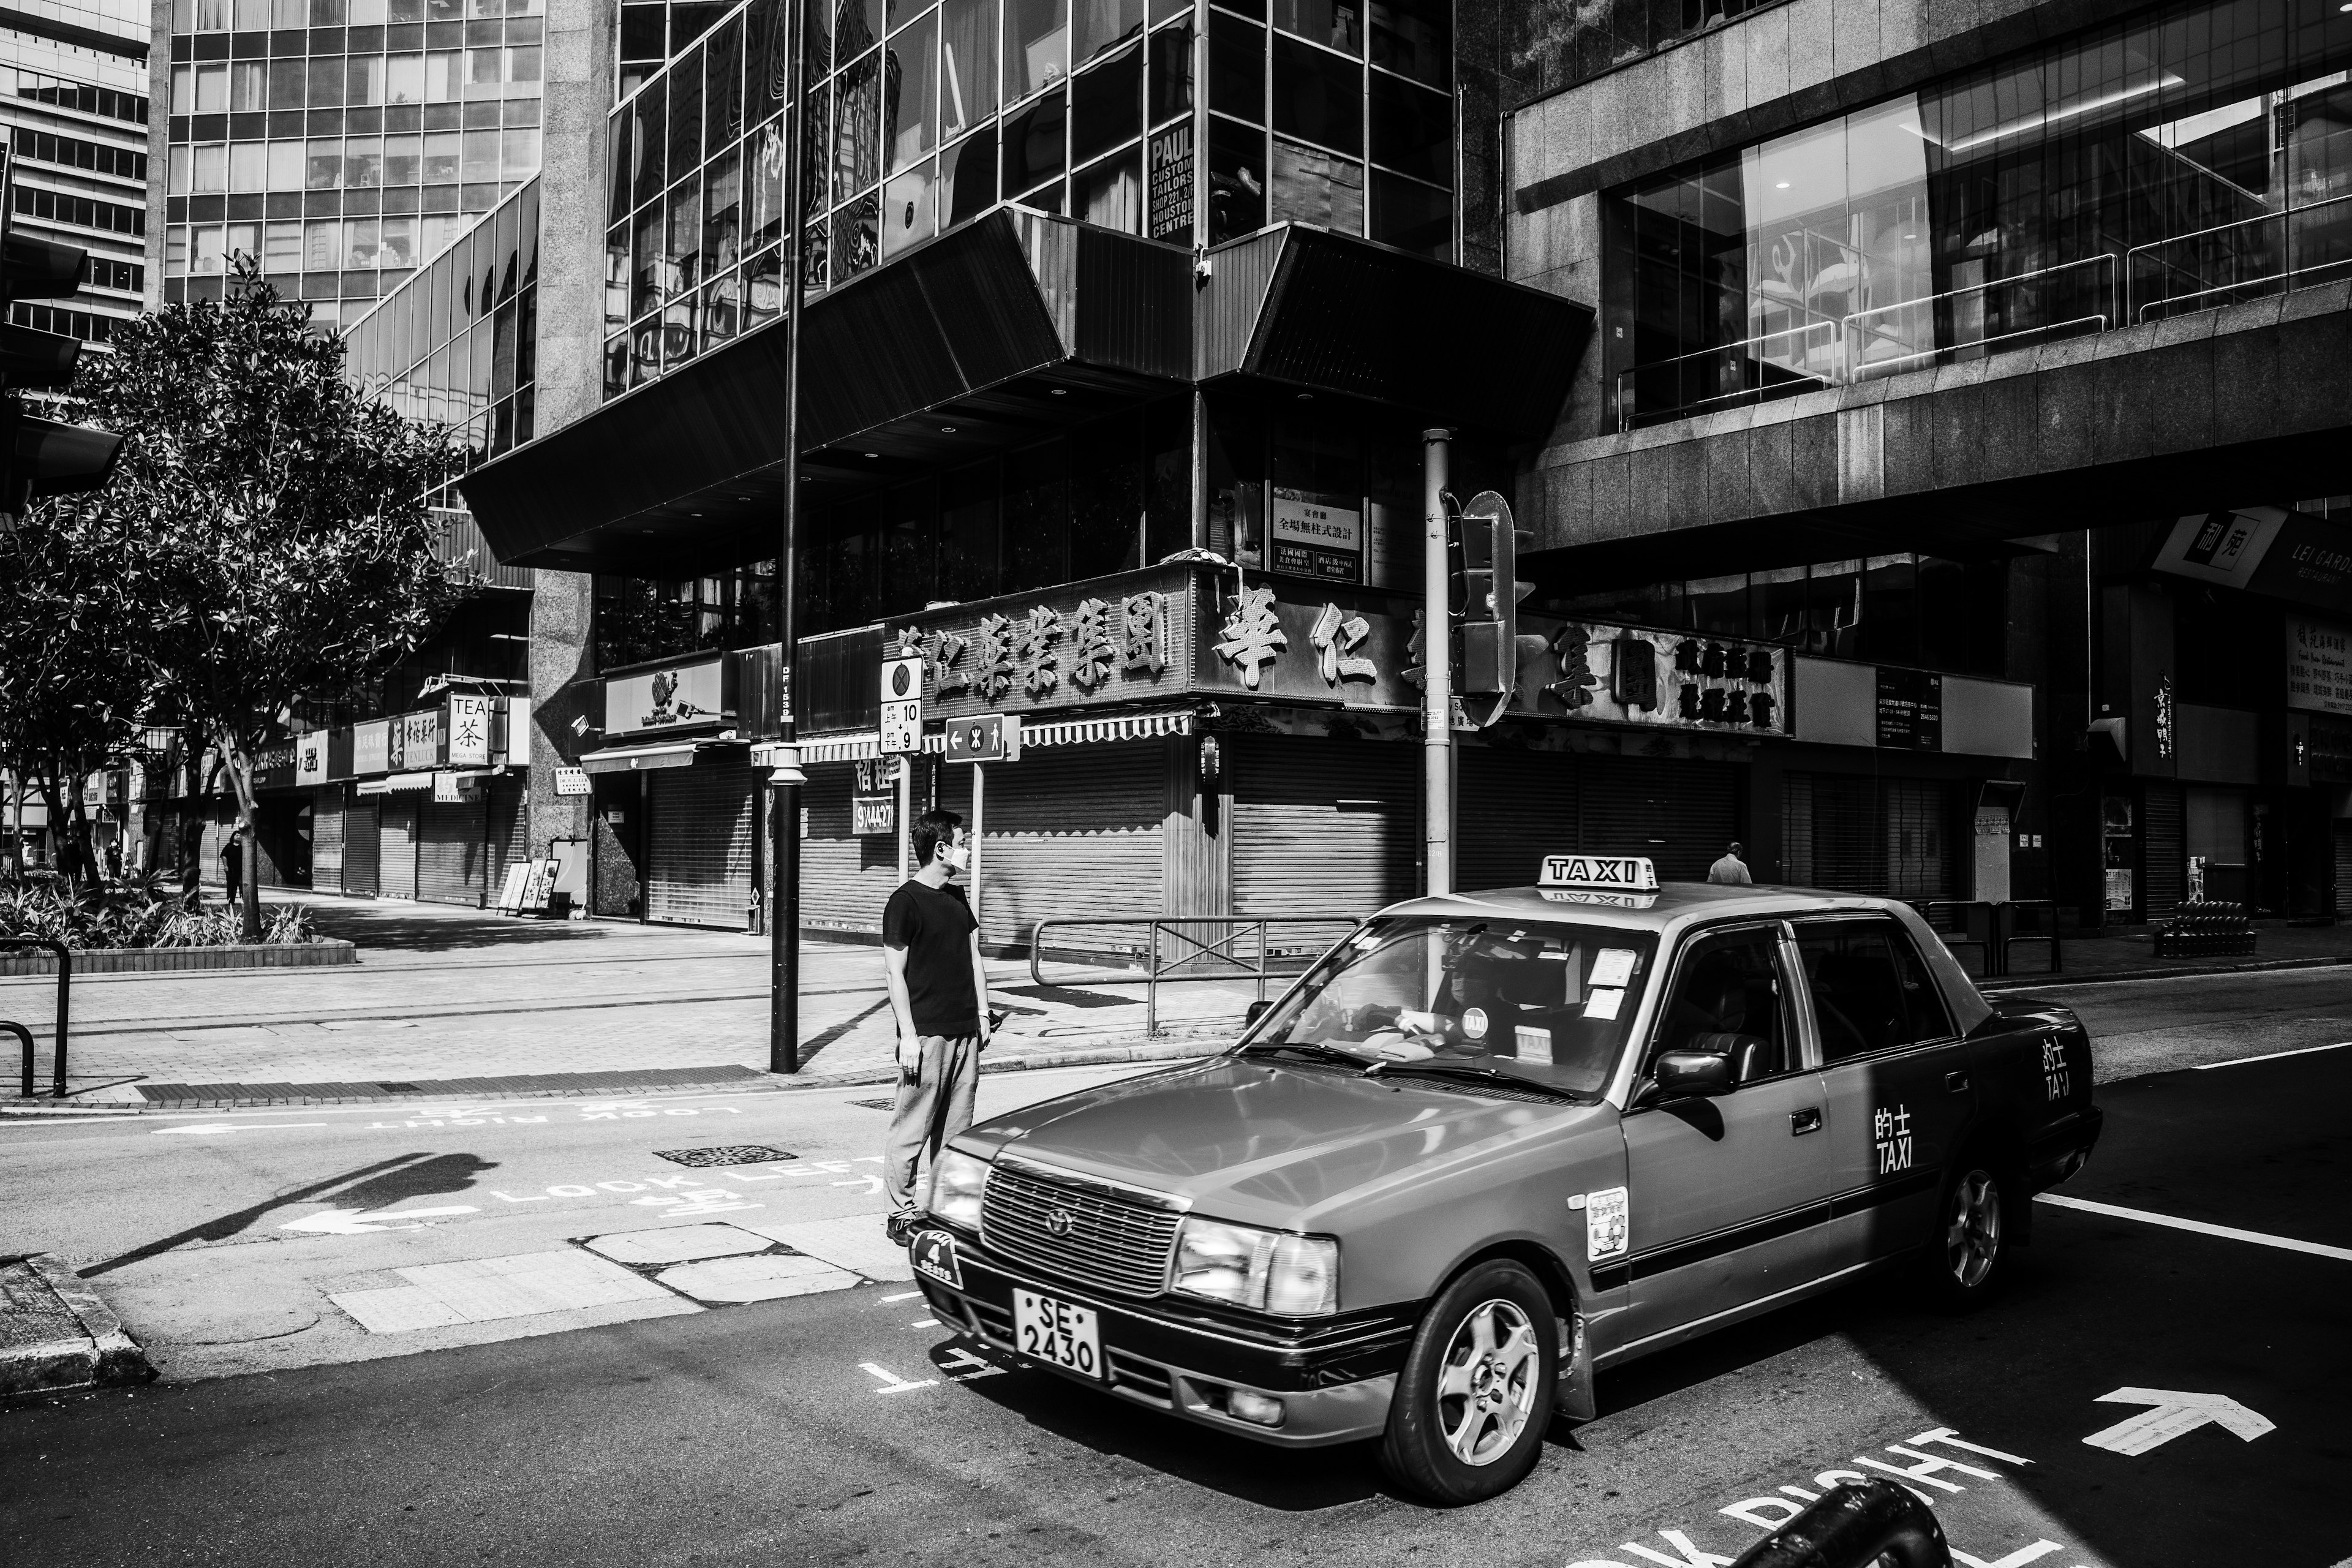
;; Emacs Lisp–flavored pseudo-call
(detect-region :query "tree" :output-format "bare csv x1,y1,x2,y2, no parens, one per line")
47,263,459,938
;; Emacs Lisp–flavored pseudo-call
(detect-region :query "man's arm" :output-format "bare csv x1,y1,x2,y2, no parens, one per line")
970,930,992,1049
883,943,921,1072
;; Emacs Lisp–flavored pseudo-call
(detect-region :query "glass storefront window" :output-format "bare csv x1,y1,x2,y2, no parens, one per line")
1005,0,1068,99
889,9,939,172
940,0,1000,135
1605,0,2352,428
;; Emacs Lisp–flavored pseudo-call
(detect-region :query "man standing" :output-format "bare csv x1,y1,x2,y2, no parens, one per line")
1707,841,1754,886
882,807,992,1245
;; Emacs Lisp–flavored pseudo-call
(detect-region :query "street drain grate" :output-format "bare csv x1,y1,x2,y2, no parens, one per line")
846,1098,896,1110
652,1144,799,1168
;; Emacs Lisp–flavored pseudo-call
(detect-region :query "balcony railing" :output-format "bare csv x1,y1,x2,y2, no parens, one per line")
2125,189,2352,323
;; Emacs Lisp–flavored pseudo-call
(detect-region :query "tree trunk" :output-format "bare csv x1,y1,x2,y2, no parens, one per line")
221,734,265,943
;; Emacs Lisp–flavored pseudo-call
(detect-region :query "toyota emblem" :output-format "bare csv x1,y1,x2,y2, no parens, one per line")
1046,1208,1076,1238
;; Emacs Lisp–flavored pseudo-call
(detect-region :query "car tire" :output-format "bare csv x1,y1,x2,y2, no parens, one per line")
1921,1153,2010,1311
1379,1259,1557,1504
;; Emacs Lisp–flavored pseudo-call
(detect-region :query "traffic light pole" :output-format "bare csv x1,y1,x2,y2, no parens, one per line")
767,0,808,1075
1422,427,1453,898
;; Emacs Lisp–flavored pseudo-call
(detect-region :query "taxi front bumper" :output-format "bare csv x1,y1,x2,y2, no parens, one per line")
910,1226,1414,1449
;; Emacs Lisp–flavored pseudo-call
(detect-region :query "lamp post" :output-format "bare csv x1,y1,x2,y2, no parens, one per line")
767,0,809,1074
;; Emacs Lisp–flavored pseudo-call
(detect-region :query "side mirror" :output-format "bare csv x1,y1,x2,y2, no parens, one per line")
1652,1048,1736,1098
1244,1000,1273,1028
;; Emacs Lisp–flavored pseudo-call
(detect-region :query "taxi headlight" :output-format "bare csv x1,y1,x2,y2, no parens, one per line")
1172,1218,1338,1316
927,1147,991,1231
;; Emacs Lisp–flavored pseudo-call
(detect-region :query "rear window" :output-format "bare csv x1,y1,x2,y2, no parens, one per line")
1793,918,1955,1061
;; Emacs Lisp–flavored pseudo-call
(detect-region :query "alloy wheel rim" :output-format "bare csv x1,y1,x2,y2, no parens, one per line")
1945,1170,2001,1287
1433,1298,1540,1466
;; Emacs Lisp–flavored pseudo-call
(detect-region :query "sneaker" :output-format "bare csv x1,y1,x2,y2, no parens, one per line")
884,1209,921,1247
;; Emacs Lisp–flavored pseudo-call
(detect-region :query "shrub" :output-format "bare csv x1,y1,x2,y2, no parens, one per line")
0,875,322,951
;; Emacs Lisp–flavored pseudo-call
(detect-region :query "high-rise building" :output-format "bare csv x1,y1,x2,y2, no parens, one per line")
156,0,548,328
1,0,150,343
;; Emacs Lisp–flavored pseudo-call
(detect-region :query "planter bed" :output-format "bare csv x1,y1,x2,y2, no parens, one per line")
0,941,356,976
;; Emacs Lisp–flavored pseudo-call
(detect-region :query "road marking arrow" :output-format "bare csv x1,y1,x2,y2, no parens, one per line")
2082,1388,2274,1455
277,1205,479,1235
154,1122,330,1136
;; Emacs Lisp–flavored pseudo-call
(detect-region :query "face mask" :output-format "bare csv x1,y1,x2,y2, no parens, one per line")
946,839,972,873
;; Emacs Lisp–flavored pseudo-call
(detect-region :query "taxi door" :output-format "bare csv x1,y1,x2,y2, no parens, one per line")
1792,914,1977,1272
1616,922,1838,1349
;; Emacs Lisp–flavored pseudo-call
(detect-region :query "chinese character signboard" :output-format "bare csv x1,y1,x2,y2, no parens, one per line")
1875,667,1942,750
447,695,493,766
554,766,592,797
296,733,326,783
2286,615,2352,715
2153,507,2352,614
912,567,1191,720
353,720,390,775
879,654,923,753
1270,489,1363,581
605,658,731,737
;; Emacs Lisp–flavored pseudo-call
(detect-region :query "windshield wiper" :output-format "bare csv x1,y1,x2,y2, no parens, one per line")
1239,1041,1378,1069
1362,1061,1593,1103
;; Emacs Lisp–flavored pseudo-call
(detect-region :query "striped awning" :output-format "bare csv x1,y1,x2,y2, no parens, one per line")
1018,710,1194,748
355,771,437,795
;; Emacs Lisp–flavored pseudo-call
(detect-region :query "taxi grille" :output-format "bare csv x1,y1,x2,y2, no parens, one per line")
981,1163,1181,1297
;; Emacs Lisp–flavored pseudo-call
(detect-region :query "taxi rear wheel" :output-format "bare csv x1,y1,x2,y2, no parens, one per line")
1379,1259,1556,1504
1922,1155,2010,1310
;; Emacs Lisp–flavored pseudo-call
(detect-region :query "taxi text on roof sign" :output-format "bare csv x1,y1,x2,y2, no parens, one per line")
1538,855,1660,891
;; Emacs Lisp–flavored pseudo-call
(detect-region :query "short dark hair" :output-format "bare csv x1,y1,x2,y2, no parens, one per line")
1727,841,1743,854
913,808,963,867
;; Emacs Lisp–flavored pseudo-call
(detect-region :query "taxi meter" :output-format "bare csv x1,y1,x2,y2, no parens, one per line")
1537,854,1659,891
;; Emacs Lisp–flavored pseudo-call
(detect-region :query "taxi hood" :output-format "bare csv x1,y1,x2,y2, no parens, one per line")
954,1055,1610,1231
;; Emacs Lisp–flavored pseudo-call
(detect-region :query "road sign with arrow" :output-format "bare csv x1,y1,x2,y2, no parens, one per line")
2081,1387,2274,1455
278,1205,479,1235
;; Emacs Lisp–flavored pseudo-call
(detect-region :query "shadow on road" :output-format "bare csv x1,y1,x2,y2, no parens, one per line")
81,1149,502,1277
296,902,610,954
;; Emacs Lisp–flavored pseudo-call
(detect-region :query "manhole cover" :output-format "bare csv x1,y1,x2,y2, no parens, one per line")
846,1098,896,1110
652,1145,799,1168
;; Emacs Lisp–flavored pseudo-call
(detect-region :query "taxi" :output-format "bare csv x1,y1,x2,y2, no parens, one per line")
906,856,2103,1503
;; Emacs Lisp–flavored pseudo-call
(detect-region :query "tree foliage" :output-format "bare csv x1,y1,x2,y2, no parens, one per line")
15,263,459,932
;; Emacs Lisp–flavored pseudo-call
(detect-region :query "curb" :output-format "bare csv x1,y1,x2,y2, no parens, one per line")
1981,955,2352,991
0,1255,153,1401
0,940,356,976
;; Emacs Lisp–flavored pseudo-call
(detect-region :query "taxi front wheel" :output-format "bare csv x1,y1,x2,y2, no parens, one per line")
1922,1155,2010,1311
1379,1259,1557,1504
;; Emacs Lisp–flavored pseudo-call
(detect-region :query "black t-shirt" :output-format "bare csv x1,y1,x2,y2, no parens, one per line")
882,878,981,1038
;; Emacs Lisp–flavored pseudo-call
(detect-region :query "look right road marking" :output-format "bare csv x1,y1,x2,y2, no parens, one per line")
2034,1193,2352,1262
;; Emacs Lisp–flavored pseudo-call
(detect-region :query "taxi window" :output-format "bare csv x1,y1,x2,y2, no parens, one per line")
1648,925,1795,1084
1250,918,1660,1097
1793,918,1955,1061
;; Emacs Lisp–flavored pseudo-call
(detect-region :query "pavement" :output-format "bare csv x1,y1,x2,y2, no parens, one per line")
0,970,2345,1566
0,888,1280,1110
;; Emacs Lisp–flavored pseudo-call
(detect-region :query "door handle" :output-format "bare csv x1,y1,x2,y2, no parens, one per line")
1790,1107,1823,1136
1945,1071,1970,1094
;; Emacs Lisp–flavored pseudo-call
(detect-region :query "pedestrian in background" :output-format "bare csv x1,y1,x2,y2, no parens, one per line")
1707,841,1753,886
221,831,243,902
881,807,992,1245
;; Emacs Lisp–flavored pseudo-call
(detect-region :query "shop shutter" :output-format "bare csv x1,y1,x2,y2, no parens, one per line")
2332,824,2352,917
1230,735,1414,922
801,766,900,939
342,798,380,895
1780,772,1814,886
380,798,417,899
1801,772,1882,892
1883,779,1951,900
1457,747,1580,893
486,780,527,894
2143,783,2185,916
418,796,488,906
1576,755,1740,883
313,788,345,894
647,764,756,929
937,739,1166,955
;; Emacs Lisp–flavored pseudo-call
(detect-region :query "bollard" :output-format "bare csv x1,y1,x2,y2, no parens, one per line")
1727,1480,1951,1568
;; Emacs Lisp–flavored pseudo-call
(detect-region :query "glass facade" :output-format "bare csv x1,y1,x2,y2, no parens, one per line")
162,0,546,327
604,0,1456,394
344,178,538,500
1605,0,2352,428
594,565,778,666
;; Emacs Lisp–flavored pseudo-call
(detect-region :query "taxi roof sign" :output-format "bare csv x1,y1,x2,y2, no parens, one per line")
1538,855,1659,892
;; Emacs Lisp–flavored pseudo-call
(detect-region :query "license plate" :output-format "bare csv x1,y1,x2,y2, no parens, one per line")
1013,1289,1103,1379
909,1230,961,1289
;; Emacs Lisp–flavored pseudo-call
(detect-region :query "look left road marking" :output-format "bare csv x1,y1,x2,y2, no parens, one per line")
2034,1193,2352,1262
280,1205,480,1235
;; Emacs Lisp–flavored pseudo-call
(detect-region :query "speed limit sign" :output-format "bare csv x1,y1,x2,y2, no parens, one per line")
879,654,923,755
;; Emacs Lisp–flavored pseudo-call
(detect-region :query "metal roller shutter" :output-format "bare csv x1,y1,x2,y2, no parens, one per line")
1799,772,1882,892
486,781,526,893
647,765,756,929
380,799,417,899
1780,772,1814,886
1231,735,1414,921
1883,779,1951,900
342,798,380,895
2143,783,2185,916
418,796,488,906
801,767,900,938
312,788,344,894
1576,755,1740,883
937,740,1166,955
1457,747,1580,894
2333,824,2352,917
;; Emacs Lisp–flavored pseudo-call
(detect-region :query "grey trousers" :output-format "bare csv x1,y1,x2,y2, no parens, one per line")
883,1033,981,1213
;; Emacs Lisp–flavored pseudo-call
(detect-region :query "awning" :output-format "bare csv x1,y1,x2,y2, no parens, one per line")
577,740,747,774
355,771,437,795
1019,710,1193,748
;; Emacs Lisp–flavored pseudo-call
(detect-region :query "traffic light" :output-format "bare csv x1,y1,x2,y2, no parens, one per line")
1454,489,1536,727
0,145,121,528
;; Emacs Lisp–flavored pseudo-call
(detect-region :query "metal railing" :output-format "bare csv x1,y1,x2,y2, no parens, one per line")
2,938,72,1099
2126,190,2352,323
1911,900,2060,979
1028,917,1363,1037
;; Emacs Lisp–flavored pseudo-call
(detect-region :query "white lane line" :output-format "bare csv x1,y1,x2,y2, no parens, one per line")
2034,1194,2352,1262
880,1290,923,1303
2191,1041,2352,1070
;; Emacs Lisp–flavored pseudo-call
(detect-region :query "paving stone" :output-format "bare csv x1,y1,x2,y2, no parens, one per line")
583,1223,775,1265
653,1254,861,1303
739,1216,916,1283
328,1249,677,1333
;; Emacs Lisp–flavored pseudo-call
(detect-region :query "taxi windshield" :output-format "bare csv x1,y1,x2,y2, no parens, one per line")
1242,918,1660,1098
